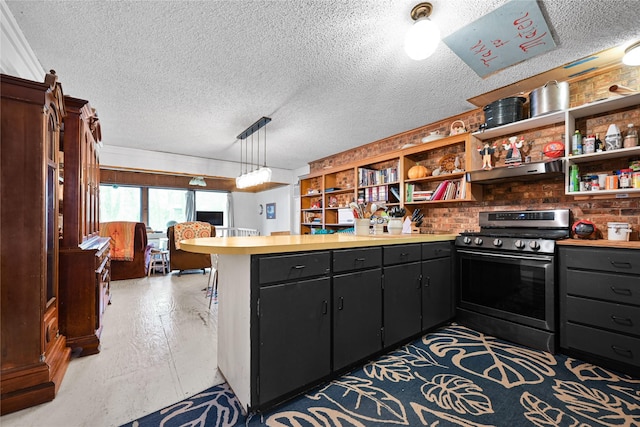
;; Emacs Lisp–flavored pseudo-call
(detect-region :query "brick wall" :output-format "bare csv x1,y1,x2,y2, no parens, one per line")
308,66,640,238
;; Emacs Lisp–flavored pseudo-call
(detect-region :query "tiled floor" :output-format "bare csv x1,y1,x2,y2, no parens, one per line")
1,271,224,427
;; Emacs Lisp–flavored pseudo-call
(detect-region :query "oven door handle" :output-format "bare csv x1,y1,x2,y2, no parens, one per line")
457,249,553,262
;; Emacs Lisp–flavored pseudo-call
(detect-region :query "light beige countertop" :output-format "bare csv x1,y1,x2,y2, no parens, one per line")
558,239,640,249
180,233,456,255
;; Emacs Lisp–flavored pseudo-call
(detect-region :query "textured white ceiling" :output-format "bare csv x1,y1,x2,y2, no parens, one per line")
5,0,640,171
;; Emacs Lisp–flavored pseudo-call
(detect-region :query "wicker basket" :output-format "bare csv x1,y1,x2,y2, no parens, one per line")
450,119,467,135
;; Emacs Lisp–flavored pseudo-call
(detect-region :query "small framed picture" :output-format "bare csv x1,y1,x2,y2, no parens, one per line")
266,203,276,219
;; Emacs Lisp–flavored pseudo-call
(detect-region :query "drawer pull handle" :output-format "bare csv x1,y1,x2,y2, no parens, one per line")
338,296,344,310
322,300,328,315
611,315,633,326
354,258,366,263
292,265,305,270
610,287,632,296
609,259,632,269
611,345,633,358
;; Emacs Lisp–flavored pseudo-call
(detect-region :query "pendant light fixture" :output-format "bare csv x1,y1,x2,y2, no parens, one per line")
404,2,440,61
236,117,272,189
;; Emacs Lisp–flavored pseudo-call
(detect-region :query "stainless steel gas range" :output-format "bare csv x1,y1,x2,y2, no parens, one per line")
455,209,571,353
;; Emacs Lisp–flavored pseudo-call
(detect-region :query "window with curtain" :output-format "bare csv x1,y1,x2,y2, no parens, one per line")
99,185,141,223
148,188,189,231
99,186,230,232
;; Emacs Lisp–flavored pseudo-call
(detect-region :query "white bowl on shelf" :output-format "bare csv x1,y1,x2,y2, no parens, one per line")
422,132,445,143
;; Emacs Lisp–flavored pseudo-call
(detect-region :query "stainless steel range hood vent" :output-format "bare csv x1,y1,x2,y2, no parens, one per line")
466,159,564,184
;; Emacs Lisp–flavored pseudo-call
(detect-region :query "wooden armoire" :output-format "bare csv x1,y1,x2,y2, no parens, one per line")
0,71,72,414
58,96,111,357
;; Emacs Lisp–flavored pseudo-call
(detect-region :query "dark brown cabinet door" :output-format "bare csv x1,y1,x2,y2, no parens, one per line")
1,72,71,415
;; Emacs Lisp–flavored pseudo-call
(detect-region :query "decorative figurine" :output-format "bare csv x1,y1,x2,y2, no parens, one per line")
478,142,497,169
503,136,523,166
453,156,463,172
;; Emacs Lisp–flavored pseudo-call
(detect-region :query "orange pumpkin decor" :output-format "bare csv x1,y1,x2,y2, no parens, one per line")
408,164,429,179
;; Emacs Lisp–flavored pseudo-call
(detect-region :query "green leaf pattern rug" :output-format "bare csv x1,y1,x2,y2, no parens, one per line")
125,324,640,426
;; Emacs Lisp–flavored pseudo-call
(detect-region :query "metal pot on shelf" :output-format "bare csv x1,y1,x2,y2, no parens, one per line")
480,96,527,130
529,80,569,117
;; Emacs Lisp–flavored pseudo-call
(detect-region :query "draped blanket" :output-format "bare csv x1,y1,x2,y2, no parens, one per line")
173,221,211,250
100,221,137,261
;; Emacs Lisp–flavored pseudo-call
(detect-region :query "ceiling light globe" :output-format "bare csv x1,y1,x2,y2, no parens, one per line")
236,175,249,189
623,42,640,66
257,167,272,184
404,18,440,60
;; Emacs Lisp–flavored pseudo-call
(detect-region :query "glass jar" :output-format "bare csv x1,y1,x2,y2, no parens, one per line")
619,169,633,189
623,124,638,148
580,175,590,191
572,130,583,155
583,135,596,154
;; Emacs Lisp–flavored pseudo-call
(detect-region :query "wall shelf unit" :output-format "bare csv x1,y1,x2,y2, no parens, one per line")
470,93,640,199
564,94,640,198
299,134,478,233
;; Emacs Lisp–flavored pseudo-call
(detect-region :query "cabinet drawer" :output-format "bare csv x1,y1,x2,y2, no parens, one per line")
564,322,640,367
566,269,640,305
333,247,382,273
566,296,640,336
383,244,421,266
422,242,452,260
562,247,640,274
258,251,331,285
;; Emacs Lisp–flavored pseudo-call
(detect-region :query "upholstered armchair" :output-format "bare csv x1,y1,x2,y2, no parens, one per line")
167,223,215,275
101,221,152,280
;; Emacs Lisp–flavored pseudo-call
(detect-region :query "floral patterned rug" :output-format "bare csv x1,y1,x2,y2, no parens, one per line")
124,324,640,426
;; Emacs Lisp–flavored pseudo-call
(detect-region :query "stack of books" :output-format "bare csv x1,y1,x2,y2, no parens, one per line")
358,185,389,203
405,176,466,202
358,166,398,186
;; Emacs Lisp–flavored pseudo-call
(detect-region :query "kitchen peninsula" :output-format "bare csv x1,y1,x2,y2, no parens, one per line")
180,233,456,412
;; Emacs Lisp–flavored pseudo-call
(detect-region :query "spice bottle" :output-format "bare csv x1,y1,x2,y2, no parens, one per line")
595,133,605,152
623,124,638,148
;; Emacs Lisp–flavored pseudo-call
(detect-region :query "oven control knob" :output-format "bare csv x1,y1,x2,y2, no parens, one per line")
529,240,540,250
493,238,503,247
462,236,472,245
514,239,525,249
474,237,483,246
